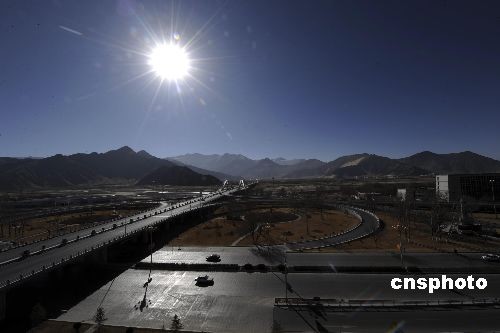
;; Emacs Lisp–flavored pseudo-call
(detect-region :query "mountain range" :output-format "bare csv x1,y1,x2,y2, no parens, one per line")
1,148,500,191
172,151,500,180
0,147,226,191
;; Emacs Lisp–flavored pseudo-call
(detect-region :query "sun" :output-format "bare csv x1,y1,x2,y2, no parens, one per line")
148,43,190,81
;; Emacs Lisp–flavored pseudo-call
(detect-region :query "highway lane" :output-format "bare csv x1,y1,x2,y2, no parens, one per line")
287,208,380,250
0,187,249,289
57,269,500,333
140,247,500,271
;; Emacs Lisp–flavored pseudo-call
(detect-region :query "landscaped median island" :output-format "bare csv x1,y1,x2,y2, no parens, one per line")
167,207,359,247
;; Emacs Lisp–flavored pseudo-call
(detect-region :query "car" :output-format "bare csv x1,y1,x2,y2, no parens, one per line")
20,249,30,259
195,275,214,286
481,254,500,262
206,254,221,262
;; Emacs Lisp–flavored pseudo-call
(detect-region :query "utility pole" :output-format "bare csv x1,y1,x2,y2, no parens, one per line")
149,226,153,266
284,253,288,303
490,179,497,219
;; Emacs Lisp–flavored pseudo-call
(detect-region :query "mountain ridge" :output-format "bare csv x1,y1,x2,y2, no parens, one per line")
2,148,500,190
0,147,229,191
169,151,500,179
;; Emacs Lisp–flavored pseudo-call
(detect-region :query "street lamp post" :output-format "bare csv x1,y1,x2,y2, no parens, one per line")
149,226,153,266
490,179,497,219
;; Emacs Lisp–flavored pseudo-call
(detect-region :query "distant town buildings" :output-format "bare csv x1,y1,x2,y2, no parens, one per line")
436,173,500,202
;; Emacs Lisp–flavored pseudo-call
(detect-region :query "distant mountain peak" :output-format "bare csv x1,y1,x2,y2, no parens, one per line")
113,146,135,154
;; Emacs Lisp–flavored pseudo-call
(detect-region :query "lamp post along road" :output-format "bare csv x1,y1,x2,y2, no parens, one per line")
490,179,497,219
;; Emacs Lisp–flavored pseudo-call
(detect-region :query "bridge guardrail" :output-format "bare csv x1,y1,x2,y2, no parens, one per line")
275,297,500,308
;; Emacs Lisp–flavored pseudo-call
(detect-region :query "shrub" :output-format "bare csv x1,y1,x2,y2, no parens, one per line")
170,314,183,332
93,306,106,325
243,263,254,271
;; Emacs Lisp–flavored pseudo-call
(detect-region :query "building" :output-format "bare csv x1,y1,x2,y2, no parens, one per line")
396,188,407,201
436,173,500,202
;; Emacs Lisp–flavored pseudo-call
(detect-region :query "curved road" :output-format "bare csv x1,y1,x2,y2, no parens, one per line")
286,207,380,250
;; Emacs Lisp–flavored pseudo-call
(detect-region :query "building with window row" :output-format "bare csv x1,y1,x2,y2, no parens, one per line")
436,173,500,202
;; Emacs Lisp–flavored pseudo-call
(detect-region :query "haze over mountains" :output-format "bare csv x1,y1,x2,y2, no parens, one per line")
172,151,500,179
1,147,500,191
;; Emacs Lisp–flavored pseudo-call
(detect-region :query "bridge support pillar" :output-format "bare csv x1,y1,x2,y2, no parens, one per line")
99,246,108,264
0,290,5,321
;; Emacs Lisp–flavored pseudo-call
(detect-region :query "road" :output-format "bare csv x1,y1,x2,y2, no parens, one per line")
140,247,500,272
287,207,380,250
56,267,500,332
0,186,250,290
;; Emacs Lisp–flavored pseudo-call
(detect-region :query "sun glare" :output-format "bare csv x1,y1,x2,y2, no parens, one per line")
149,43,190,81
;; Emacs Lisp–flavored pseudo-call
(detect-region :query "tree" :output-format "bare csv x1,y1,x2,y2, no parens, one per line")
171,314,183,332
93,306,106,325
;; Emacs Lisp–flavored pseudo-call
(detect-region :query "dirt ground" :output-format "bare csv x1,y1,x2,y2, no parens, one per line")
168,216,249,247
169,208,359,247
308,211,500,253
237,209,358,246
0,208,141,243
472,212,500,224
168,208,298,247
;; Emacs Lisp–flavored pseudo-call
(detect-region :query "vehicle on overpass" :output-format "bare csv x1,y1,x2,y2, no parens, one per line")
481,253,500,262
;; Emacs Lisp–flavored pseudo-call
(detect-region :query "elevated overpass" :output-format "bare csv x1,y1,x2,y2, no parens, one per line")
0,182,255,321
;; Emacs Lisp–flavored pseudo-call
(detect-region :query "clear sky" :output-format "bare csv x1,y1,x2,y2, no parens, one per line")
2,0,500,161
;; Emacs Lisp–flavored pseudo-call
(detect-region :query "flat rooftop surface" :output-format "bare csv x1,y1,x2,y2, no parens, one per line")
57,249,500,332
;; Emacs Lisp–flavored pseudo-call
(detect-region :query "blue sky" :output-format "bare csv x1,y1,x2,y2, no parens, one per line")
2,0,500,161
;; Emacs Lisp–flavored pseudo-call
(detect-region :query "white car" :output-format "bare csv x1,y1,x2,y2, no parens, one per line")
481,254,500,262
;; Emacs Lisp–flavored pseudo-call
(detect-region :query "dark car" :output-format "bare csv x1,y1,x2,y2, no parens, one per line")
195,275,214,286
59,238,68,247
20,249,30,260
206,254,221,262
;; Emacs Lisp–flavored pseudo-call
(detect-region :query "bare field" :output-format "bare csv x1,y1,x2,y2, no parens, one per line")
237,209,358,246
472,212,500,224
169,208,359,247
